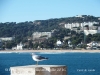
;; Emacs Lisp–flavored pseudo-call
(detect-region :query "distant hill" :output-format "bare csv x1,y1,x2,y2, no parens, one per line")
0,15,100,42
0,15,100,49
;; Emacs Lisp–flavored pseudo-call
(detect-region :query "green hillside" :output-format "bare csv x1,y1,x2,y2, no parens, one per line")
0,15,100,49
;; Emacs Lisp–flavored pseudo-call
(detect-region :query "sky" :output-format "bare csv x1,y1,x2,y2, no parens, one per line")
0,0,100,23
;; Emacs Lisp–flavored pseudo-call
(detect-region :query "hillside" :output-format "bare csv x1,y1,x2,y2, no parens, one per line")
0,15,99,37
0,15,100,49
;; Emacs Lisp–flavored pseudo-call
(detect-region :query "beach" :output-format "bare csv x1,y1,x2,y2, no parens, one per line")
0,49,100,53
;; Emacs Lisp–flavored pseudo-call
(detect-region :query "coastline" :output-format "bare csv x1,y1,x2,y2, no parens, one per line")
0,49,100,53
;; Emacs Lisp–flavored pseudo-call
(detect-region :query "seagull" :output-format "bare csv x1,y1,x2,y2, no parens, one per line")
32,53,48,65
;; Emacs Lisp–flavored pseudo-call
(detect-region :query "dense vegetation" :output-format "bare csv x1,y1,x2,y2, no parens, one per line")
0,15,100,49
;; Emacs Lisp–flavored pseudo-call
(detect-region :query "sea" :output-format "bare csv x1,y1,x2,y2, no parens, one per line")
0,52,100,75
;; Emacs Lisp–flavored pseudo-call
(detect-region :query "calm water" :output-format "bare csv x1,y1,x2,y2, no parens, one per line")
0,52,100,75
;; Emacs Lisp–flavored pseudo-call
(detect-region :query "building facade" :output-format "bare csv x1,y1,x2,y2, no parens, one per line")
17,43,23,50
32,32,53,40
65,21,100,35
65,21,99,30
12,42,23,50
0,37,15,41
84,30,100,35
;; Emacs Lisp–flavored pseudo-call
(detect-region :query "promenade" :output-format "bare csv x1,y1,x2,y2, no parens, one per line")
0,49,100,53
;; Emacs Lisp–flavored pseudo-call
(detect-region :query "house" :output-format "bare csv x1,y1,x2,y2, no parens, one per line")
86,41,99,49
56,40,63,46
12,42,23,50
17,43,23,50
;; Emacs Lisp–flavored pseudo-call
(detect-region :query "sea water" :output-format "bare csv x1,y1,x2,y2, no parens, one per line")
0,52,100,75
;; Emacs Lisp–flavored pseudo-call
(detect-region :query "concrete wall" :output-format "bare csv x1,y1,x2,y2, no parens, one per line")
10,65,67,75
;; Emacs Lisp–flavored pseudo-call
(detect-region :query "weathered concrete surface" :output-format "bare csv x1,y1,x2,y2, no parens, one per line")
10,65,67,75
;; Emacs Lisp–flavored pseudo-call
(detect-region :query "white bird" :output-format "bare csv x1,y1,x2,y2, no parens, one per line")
32,53,48,65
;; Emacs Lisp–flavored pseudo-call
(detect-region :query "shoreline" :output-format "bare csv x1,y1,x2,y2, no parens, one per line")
0,49,100,53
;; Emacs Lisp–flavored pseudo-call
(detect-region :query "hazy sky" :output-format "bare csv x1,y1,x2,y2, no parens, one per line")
0,0,100,23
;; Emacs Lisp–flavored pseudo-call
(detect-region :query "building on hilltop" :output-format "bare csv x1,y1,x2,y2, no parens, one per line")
65,21,99,30
65,21,100,35
75,15,94,18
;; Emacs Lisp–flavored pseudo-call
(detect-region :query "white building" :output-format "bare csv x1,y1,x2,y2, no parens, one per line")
0,37,15,41
68,40,71,45
56,40,62,46
12,43,23,50
65,23,80,29
17,43,23,50
65,21,100,35
84,30,100,35
65,22,99,30
98,18,100,20
75,15,83,18
86,41,99,49
32,32,53,40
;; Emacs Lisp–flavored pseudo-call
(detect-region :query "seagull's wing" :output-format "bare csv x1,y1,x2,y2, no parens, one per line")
36,55,48,60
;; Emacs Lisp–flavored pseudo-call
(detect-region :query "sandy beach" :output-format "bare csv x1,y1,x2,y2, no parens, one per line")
0,49,100,53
